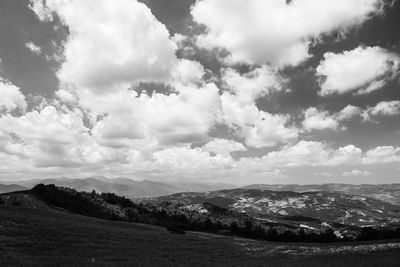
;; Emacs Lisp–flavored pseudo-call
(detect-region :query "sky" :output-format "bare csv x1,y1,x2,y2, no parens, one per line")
0,0,399,184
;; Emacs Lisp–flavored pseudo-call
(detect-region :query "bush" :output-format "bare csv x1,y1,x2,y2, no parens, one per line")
166,224,185,235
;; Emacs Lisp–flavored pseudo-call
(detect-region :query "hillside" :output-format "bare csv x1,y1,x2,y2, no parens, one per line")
242,184,400,205
154,189,400,229
2,203,400,266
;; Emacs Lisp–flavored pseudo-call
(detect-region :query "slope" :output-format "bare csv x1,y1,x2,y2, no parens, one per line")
1,205,400,266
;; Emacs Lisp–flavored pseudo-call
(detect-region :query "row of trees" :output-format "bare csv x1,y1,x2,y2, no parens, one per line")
357,227,400,241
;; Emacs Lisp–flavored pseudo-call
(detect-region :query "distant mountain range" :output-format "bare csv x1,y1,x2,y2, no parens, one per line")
0,177,236,198
2,179,400,207
242,184,400,205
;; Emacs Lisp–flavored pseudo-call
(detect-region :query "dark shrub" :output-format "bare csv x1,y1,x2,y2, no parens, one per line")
166,224,185,234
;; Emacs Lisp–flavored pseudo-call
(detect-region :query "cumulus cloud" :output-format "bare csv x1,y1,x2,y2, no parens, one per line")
363,146,400,164
221,66,283,103
364,100,400,119
220,67,298,148
154,146,233,171
170,59,205,86
0,105,106,168
0,79,27,112
337,105,362,120
256,141,363,168
191,0,384,67
31,0,178,91
302,107,339,131
28,0,225,152
317,46,400,96
91,83,221,148
25,42,42,55
301,102,396,132
202,138,246,156
221,92,298,148
29,0,53,21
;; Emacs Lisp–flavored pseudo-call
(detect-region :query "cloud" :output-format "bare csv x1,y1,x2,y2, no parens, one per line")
302,107,339,131
364,100,400,118
202,138,246,156
170,59,205,86
301,102,399,132
363,146,400,164
29,0,53,21
221,92,298,148
255,141,363,168
0,79,27,112
91,83,222,148
337,105,362,120
220,67,298,148
191,0,384,67
30,0,223,151
0,105,106,168
317,46,400,96
221,66,283,103
153,146,233,170
342,169,371,177
32,0,178,91
25,42,42,55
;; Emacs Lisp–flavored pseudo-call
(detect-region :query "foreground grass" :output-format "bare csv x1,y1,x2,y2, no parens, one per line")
0,205,400,266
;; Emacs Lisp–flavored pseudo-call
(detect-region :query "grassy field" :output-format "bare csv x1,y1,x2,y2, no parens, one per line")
1,205,400,266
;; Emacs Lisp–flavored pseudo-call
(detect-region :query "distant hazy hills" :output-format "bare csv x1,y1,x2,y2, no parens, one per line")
0,184,27,194
0,177,236,198
242,184,400,205
2,179,400,208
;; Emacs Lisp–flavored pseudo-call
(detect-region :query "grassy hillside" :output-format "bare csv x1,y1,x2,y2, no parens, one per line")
1,205,400,266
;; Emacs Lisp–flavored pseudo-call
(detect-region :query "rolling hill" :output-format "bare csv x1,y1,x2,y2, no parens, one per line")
242,184,400,205
154,188,400,229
